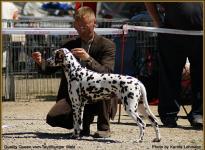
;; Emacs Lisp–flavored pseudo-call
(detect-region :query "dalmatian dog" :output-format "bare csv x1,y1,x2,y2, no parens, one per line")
47,48,161,142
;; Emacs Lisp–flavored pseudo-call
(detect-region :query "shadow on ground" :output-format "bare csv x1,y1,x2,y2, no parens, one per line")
2,132,121,143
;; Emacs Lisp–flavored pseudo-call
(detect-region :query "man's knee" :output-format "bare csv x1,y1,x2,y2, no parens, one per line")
46,113,73,129
46,114,57,127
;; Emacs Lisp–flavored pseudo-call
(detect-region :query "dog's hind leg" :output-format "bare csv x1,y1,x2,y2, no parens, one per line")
126,106,146,142
138,102,161,142
139,83,161,142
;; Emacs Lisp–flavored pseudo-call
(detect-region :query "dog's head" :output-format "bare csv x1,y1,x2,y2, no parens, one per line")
47,48,70,66
54,49,65,65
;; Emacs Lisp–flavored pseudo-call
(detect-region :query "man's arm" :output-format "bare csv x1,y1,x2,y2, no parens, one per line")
70,36,115,74
32,51,60,74
86,37,115,73
145,3,162,27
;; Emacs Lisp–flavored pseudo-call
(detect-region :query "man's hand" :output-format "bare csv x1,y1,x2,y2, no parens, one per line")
71,48,90,61
32,52,42,65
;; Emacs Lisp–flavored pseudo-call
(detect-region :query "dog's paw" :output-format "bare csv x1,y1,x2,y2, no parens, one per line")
152,138,161,142
134,139,143,143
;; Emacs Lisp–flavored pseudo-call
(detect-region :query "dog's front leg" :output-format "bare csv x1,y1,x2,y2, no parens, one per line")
70,101,85,139
71,104,81,138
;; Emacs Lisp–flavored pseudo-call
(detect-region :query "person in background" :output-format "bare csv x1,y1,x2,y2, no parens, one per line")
2,2,19,20
23,2,48,17
145,2,203,128
32,6,118,138
41,2,74,16
2,2,20,73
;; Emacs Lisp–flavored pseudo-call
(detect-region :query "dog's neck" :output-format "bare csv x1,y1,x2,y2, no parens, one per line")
63,52,82,73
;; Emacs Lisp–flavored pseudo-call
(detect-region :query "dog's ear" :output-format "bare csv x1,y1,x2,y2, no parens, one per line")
55,49,65,64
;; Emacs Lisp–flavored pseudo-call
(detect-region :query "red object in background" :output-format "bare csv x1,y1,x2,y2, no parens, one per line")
149,98,159,105
75,2,97,15
75,2,82,10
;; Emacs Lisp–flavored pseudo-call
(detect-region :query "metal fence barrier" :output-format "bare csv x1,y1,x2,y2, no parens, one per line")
2,19,157,101
2,17,130,28
2,28,124,101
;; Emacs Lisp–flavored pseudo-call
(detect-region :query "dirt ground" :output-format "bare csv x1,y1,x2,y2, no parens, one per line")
2,101,204,150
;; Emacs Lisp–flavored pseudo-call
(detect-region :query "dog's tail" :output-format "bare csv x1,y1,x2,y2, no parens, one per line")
138,82,159,123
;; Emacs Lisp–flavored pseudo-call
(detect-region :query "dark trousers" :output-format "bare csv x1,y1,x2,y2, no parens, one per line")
83,100,111,131
158,33,203,118
46,97,113,131
46,98,73,129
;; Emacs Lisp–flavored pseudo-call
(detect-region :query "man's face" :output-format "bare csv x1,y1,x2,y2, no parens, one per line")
74,15,95,40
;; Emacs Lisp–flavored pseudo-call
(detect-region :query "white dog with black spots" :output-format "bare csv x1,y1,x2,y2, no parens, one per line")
47,48,161,142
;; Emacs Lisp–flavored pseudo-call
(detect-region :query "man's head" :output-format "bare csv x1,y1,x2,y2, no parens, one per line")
74,6,96,42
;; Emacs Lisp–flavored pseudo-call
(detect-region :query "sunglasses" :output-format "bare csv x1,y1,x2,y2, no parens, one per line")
74,21,94,30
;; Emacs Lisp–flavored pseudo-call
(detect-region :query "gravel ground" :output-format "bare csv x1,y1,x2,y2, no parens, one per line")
2,101,204,150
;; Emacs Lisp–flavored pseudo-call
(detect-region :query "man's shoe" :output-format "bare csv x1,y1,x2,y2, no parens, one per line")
188,115,203,129
161,117,178,128
93,130,111,138
80,129,90,136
